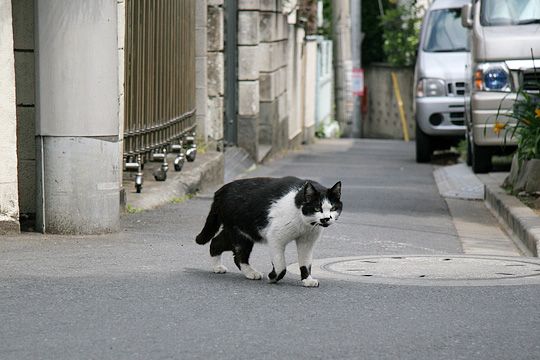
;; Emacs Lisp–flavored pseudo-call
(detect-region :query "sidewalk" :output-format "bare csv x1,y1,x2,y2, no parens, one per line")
434,164,540,257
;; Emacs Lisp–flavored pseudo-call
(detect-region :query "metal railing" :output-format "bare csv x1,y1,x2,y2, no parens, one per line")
124,0,197,192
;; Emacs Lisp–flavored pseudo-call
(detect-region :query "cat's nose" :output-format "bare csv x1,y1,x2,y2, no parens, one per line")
320,217,331,224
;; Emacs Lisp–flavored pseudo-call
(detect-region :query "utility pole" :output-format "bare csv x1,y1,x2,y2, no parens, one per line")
351,0,362,137
331,0,352,137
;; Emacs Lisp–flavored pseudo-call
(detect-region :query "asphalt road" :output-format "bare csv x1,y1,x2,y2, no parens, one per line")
1,139,539,360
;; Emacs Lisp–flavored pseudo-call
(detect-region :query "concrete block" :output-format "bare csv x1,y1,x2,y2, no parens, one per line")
196,0,208,27
259,12,278,42
118,49,124,95
259,42,286,73
208,0,224,6
17,159,36,214
278,92,288,121
260,0,277,12
259,71,276,102
16,107,35,160
238,11,259,45
207,6,224,52
117,0,125,49
11,0,34,50
238,81,260,116
196,27,208,57
207,96,224,140
118,93,124,136
276,66,287,96
14,52,35,105
237,115,259,159
196,86,208,117
238,45,259,81
238,0,260,10
196,55,208,89
207,52,224,97
259,100,278,143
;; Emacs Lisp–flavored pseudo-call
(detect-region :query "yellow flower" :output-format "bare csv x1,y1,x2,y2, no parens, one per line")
493,122,506,135
535,108,540,118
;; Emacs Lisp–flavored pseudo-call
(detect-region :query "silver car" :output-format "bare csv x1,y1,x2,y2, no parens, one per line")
414,0,470,163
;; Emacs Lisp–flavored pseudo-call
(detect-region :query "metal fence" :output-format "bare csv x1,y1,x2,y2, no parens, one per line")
124,0,196,171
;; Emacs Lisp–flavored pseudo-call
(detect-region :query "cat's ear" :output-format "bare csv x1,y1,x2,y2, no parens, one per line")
303,182,318,203
329,181,341,199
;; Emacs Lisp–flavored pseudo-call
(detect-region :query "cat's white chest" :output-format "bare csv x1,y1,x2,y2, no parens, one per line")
261,190,319,244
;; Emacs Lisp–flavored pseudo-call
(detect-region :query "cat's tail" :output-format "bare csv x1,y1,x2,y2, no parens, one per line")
195,202,221,245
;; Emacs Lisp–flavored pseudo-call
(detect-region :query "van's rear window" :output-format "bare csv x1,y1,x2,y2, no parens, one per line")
481,0,540,26
424,8,469,52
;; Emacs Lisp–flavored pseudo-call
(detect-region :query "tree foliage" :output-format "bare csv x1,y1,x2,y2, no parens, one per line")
380,2,422,67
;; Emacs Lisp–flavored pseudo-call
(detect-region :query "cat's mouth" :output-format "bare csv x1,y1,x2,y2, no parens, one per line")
311,221,330,228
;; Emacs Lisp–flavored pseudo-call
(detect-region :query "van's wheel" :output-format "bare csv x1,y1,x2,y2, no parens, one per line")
471,143,492,173
415,125,432,163
466,136,473,166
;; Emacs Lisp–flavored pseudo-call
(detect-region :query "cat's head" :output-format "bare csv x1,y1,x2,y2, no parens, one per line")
299,181,342,228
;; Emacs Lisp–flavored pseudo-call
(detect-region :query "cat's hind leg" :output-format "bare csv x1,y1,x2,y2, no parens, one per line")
230,229,263,280
209,230,232,274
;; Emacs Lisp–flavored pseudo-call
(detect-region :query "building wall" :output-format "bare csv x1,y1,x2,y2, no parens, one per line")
258,1,288,158
0,0,20,233
11,0,35,218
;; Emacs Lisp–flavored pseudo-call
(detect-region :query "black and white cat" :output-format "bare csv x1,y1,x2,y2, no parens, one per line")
195,176,342,287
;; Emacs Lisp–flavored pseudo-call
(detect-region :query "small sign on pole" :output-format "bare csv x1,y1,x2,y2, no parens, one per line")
352,68,364,97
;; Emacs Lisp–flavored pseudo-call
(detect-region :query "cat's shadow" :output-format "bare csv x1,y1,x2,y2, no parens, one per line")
183,267,302,287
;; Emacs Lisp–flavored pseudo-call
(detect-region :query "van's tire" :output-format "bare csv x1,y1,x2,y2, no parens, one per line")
415,125,432,163
471,143,492,173
466,136,473,166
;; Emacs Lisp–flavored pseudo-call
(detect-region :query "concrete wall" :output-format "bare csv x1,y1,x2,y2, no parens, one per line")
0,0,20,234
196,0,209,145
12,0,36,218
363,64,415,140
302,38,317,143
258,1,288,158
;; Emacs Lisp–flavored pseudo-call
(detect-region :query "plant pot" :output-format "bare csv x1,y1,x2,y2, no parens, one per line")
503,154,540,194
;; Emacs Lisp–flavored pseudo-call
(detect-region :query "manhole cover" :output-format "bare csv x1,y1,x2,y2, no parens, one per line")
288,255,540,286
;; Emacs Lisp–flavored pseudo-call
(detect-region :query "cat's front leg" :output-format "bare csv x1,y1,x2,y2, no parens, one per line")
296,238,319,287
268,244,287,284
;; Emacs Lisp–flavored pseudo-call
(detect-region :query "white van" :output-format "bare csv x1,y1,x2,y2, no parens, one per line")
414,0,470,163
461,0,540,173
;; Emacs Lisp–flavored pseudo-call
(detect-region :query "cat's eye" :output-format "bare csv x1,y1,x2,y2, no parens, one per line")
314,206,322,212
331,206,337,211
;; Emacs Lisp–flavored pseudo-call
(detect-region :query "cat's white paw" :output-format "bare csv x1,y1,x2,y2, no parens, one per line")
213,265,228,274
241,265,263,280
245,270,263,280
302,278,319,287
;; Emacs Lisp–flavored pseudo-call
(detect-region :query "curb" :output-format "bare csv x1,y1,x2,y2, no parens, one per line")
480,174,540,257
123,151,224,211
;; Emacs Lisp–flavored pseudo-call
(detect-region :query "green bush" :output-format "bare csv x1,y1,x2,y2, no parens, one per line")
380,2,422,67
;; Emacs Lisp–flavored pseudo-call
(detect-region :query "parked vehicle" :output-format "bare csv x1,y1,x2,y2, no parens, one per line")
461,0,540,173
414,0,470,163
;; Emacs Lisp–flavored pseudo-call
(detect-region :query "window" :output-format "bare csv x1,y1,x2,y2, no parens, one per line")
424,8,469,52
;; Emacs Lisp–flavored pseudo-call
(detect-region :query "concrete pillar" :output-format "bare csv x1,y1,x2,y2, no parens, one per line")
207,0,225,146
35,0,120,234
237,3,260,160
0,0,21,234
196,0,209,144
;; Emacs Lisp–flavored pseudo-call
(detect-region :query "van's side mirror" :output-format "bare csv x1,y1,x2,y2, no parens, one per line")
461,4,473,28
